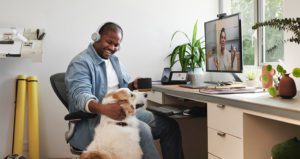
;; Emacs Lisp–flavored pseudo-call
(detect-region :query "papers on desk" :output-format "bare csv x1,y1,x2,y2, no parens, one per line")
199,87,264,94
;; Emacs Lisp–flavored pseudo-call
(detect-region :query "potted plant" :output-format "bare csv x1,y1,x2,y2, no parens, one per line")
252,17,300,52
167,20,205,84
263,64,300,98
245,69,257,87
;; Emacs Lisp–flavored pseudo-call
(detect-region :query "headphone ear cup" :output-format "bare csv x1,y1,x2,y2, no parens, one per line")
91,32,101,42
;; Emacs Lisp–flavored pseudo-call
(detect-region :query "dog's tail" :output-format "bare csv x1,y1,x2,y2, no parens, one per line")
80,149,113,159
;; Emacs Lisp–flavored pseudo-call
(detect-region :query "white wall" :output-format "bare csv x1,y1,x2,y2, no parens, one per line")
0,0,218,158
283,0,300,89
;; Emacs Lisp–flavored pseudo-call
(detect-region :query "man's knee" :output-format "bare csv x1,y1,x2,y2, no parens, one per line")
138,121,153,140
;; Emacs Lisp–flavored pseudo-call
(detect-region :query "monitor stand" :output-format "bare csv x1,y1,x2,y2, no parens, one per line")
204,73,243,86
232,73,242,82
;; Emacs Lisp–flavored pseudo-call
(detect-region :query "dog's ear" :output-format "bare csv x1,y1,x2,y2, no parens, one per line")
122,103,134,114
112,89,130,101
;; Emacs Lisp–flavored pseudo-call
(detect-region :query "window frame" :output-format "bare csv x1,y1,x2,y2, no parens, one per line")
219,0,282,66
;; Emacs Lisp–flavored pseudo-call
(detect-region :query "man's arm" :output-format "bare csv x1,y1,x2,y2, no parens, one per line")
128,81,137,91
88,100,125,121
231,47,237,69
65,59,98,112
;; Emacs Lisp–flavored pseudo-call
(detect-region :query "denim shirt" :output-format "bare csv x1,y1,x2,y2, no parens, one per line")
65,43,130,150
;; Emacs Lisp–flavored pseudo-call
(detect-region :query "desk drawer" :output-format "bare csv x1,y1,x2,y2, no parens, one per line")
148,90,163,104
207,102,243,138
208,128,243,159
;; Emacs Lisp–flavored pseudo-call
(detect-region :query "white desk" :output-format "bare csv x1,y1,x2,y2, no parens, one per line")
148,85,300,159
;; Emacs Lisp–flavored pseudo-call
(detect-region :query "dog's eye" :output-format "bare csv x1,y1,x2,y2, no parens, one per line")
131,93,134,97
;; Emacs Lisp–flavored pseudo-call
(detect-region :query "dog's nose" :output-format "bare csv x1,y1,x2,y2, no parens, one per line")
144,93,148,98
136,103,144,109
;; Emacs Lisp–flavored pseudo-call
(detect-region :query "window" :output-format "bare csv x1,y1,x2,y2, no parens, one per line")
220,0,284,65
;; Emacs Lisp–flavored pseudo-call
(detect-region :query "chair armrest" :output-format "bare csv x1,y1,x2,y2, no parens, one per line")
64,111,97,121
64,111,97,143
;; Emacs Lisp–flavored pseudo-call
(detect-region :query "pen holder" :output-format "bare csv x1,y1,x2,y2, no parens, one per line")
137,78,152,92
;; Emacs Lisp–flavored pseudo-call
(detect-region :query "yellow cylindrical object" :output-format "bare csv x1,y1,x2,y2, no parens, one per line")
13,75,27,155
27,76,39,159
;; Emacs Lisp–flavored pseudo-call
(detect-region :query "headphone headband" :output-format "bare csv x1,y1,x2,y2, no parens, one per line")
91,22,123,42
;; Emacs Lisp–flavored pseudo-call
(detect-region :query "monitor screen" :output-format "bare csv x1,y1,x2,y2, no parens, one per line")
205,13,243,73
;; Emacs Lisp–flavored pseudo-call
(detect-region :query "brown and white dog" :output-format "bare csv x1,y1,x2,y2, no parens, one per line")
80,88,147,159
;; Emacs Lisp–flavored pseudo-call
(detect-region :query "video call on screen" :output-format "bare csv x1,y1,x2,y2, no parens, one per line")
205,14,242,73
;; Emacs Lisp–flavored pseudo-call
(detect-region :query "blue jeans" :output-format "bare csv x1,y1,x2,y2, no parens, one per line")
137,109,184,159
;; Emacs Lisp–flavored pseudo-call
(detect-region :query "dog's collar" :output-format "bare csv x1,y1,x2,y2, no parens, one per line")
116,122,128,127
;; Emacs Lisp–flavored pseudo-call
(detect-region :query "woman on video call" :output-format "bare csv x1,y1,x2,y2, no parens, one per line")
214,27,236,71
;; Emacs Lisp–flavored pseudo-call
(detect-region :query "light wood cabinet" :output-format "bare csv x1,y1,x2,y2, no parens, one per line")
207,102,244,159
208,128,243,159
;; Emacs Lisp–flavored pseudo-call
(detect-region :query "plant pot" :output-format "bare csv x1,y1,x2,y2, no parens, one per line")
188,68,204,85
245,80,257,87
278,74,297,99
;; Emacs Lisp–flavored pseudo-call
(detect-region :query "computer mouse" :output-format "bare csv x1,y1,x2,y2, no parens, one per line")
183,109,191,116
183,107,207,117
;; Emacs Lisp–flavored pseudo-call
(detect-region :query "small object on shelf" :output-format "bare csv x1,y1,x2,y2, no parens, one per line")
37,32,46,40
6,53,21,57
0,40,14,44
4,154,26,159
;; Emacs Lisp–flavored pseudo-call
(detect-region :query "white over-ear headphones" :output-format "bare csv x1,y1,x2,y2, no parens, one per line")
91,22,123,42
91,25,102,42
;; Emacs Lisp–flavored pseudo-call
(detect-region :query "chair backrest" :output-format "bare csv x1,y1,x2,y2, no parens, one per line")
50,73,68,110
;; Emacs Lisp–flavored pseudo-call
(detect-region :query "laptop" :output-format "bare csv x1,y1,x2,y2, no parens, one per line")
180,82,214,89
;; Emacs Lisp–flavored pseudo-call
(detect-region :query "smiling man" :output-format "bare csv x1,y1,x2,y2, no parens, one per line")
65,22,184,159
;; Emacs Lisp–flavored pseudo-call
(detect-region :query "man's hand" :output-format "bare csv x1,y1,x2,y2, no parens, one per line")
129,77,140,91
231,47,237,69
213,56,219,71
88,100,126,121
100,102,126,121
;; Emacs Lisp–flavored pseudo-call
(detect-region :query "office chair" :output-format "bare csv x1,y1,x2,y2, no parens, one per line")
50,73,97,155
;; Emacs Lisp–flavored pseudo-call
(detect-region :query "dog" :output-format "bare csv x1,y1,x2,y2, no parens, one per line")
80,88,147,159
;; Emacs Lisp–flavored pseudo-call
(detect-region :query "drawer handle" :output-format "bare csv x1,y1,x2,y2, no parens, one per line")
217,131,226,137
217,104,225,108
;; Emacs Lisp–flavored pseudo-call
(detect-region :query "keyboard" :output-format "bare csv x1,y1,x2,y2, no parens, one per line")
147,105,183,116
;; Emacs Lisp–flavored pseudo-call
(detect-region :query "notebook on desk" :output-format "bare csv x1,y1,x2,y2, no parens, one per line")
180,82,214,89
198,87,264,94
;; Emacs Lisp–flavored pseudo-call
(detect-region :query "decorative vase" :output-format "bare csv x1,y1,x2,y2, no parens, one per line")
260,65,276,89
278,74,297,99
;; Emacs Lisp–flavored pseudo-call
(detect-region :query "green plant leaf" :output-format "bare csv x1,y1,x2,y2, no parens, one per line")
170,45,181,68
292,68,300,77
262,74,269,83
192,20,198,46
283,70,287,74
276,65,284,74
266,65,272,71
167,20,205,71
171,31,191,44
179,44,187,67
183,55,192,71
246,70,256,80
268,86,277,97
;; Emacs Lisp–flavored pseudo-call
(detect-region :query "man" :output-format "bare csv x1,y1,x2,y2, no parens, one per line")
214,27,236,71
65,22,184,159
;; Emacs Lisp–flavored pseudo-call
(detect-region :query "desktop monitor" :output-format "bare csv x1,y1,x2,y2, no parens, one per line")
205,13,243,73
